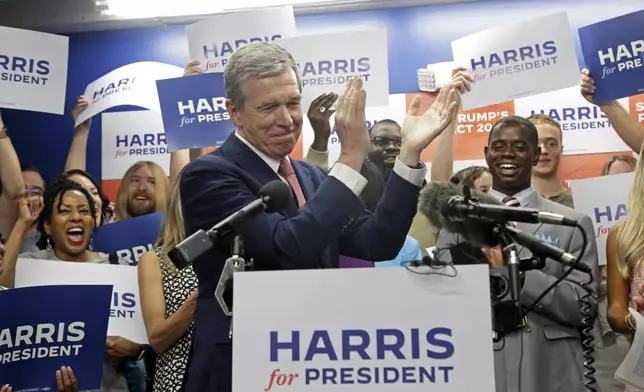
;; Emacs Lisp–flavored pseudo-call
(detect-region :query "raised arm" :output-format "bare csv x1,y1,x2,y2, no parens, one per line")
581,69,644,153
0,112,26,238
64,96,91,172
430,68,472,181
303,93,338,171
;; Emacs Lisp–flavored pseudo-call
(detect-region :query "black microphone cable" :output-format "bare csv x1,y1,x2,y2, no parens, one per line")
519,221,596,392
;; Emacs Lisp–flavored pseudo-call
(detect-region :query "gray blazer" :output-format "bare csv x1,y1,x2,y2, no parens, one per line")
435,191,599,392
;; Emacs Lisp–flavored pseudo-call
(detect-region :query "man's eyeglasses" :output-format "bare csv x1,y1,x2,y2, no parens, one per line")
371,137,402,148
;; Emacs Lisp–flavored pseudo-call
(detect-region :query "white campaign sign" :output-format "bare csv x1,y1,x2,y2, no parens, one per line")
451,12,579,111
233,266,495,392
514,86,630,155
76,62,183,126
186,6,296,74
302,94,406,166
278,29,390,110
0,26,69,114
15,258,148,344
569,172,634,266
101,110,170,181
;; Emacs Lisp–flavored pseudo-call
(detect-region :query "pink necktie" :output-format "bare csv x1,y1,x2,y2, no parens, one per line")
502,196,520,227
278,158,306,207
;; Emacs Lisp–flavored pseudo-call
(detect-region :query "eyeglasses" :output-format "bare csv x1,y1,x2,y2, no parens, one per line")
23,187,44,197
372,137,402,148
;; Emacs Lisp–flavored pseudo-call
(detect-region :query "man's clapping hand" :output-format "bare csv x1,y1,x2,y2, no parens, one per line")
399,84,459,167
334,78,371,171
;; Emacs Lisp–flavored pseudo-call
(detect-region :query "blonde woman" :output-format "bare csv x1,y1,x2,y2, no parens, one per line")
114,161,170,221
138,172,198,392
606,149,644,392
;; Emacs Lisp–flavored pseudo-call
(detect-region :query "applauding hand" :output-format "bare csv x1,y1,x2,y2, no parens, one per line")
17,195,44,228
334,78,371,171
399,84,459,166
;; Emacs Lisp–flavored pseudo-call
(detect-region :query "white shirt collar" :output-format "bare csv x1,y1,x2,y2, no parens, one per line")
234,131,285,174
489,187,536,208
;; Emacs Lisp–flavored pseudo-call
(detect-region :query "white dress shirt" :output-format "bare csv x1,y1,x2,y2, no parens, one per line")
235,132,427,196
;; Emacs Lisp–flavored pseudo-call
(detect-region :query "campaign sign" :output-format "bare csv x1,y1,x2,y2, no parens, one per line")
186,6,296,73
75,62,183,126
451,12,579,111
157,73,234,152
569,172,634,265
514,86,630,155
15,259,148,344
233,266,495,392
278,29,390,110
93,212,164,266
579,10,644,104
0,26,69,114
0,285,112,390
101,111,170,201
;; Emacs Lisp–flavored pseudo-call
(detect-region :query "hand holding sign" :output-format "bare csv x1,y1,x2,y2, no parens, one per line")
400,85,459,166
184,60,204,77
72,96,91,131
450,67,473,109
580,69,597,104
56,367,79,392
334,78,370,171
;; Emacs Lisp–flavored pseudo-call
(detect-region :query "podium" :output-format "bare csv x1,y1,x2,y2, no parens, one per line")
232,265,496,392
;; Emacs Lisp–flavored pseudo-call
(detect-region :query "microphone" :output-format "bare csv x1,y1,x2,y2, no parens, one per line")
504,225,591,273
445,195,578,227
168,180,292,269
420,182,501,247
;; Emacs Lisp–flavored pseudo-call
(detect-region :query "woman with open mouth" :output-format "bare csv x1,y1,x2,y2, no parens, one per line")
0,177,142,391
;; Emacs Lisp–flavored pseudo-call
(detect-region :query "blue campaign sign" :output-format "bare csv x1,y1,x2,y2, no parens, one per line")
579,10,644,104
0,285,112,391
156,73,235,152
93,212,164,265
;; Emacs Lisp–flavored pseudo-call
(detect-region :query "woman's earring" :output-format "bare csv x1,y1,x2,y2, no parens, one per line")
88,237,94,251
46,237,52,252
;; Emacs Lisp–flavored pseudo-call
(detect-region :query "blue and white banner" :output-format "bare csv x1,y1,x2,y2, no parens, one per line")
277,29,390,110
569,172,634,266
157,73,234,152
186,6,296,73
15,258,148,344
93,212,164,265
0,285,112,391
579,10,644,104
75,62,183,126
451,12,579,111
232,266,495,392
0,26,69,114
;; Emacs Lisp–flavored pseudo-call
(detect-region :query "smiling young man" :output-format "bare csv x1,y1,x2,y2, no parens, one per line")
527,114,574,208
435,115,599,392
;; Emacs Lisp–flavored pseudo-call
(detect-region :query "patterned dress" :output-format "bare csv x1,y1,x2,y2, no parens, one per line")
152,247,198,392
627,267,644,392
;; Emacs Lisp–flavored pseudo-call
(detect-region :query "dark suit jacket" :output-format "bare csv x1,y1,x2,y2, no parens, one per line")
180,134,422,392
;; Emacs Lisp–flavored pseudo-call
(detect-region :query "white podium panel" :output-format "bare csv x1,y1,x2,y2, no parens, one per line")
233,266,495,392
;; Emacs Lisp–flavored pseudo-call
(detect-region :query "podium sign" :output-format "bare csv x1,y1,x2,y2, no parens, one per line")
233,266,495,392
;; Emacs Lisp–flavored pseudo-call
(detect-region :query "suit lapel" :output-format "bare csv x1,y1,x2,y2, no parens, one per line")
219,133,280,186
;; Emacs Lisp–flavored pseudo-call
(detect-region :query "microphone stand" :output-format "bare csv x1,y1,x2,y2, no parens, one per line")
493,223,523,320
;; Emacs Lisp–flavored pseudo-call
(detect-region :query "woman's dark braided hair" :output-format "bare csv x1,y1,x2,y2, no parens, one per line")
36,177,97,250
63,169,113,225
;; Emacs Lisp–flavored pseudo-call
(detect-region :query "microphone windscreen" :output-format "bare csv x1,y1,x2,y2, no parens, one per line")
419,182,501,247
258,180,292,213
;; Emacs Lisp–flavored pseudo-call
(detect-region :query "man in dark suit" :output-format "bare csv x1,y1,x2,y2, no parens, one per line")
180,42,459,392
435,116,599,392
